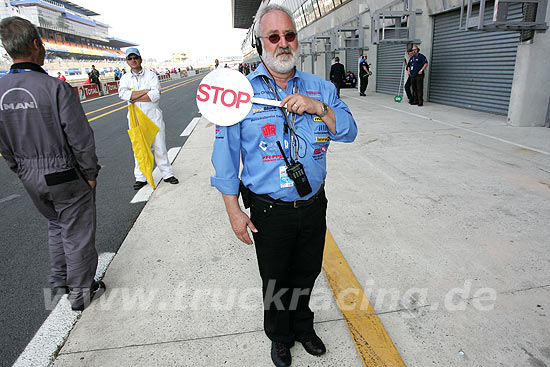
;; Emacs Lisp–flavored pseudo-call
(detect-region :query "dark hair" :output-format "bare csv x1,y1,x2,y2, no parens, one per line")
0,16,41,59
335,57,340,62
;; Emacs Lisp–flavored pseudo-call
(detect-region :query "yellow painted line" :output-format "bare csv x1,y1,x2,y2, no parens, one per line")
86,76,204,123
88,105,128,122
323,230,405,367
85,76,203,116
85,100,126,115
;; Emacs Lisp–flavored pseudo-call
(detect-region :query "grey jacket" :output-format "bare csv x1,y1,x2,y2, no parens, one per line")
0,63,99,180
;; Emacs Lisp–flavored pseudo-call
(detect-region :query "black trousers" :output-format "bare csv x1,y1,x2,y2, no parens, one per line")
405,76,414,102
332,81,342,98
250,191,328,345
411,74,424,103
360,75,369,94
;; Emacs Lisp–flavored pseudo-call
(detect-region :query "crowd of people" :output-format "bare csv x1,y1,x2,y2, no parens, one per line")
238,61,261,75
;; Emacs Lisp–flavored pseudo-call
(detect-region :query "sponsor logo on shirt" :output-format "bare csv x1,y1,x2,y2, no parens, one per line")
316,136,329,143
253,106,277,113
262,154,284,162
306,91,320,95
254,90,273,96
313,116,322,122
313,145,327,160
0,88,38,110
248,114,280,122
315,124,328,134
262,123,276,137
215,125,224,139
259,141,280,155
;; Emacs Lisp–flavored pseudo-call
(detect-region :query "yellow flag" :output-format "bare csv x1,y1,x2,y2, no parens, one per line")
127,104,159,188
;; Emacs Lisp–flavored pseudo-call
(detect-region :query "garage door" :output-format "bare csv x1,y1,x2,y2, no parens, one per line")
376,30,407,95
429,3,521,115
345,41,360,76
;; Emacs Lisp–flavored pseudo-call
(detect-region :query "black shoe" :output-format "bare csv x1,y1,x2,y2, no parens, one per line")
271,342,292,367
71,280,106,311
359,93,366,96
417,101,423,106
409,100,417,105
163,176,179,184
300,336,326,356
133,181,147,190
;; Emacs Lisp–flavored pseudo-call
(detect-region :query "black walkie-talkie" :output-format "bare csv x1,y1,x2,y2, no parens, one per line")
276,141,312,197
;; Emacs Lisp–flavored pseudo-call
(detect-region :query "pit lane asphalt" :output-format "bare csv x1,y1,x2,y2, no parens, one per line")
0,75,203,367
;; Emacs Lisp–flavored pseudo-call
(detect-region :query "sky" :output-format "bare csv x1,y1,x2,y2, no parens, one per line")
75,0,249,62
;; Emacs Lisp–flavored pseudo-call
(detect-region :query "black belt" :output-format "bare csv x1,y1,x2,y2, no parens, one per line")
250,184,324,209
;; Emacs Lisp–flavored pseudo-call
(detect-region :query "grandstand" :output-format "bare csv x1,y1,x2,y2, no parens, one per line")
0,0,136,78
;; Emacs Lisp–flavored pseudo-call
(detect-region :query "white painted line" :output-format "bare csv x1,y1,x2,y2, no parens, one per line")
130,147,181,203
181,117,201,137
95,252,116,281
0,194,20,204
13,252,115,367
350,96,550,156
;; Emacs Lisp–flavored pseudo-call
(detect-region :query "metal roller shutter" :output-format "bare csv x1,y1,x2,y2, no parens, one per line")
429,3,521,115
345,41,360,75
376,30,407,95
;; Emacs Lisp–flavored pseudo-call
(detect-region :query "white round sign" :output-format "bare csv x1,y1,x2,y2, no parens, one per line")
196,68,254,126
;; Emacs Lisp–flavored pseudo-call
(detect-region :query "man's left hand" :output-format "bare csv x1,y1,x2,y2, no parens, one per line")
281,93,324,116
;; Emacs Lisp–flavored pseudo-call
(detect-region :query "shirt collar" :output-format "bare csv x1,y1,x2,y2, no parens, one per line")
10,62,47,74
250,62,302,86
131,68,145,77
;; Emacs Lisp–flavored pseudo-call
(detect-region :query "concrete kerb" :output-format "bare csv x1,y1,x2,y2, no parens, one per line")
53,89,550,366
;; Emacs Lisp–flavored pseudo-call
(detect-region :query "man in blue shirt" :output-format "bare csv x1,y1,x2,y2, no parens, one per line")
359,55,370,96
211,4,357,367
407,45,428,106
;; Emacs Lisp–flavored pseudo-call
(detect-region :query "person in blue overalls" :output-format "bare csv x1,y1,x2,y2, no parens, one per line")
211,5,357,367
0,17,105,311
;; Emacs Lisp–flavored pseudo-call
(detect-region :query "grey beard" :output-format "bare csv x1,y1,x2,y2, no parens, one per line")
263,47,298,74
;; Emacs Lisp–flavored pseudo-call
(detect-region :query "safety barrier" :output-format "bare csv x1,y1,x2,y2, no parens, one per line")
103,81,119,96
158,74,171,81
73,81,120,101
73,84,100,101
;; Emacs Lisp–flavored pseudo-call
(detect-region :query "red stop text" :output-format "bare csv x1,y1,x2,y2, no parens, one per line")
197,84,251,108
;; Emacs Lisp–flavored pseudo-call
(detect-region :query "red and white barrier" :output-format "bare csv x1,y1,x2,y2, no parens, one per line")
158,74,171,81
103,81,119,95
73,82,119,101
73,84,100,101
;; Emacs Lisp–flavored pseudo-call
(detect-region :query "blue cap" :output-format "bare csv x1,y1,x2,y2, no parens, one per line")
125,47,141,58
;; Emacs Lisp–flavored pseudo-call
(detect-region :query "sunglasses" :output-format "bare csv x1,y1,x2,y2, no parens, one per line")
263,32,297,44
127,56,140,61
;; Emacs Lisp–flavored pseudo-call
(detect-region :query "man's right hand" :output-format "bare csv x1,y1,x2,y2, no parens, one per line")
222,193,258,245
228,209,257,245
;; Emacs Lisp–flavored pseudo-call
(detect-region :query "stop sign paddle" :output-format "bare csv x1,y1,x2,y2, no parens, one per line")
196,68,283,126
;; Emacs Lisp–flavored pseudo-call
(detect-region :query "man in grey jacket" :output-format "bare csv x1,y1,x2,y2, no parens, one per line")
0,16,105,311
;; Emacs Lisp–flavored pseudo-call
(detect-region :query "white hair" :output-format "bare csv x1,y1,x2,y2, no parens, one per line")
254,4,297,38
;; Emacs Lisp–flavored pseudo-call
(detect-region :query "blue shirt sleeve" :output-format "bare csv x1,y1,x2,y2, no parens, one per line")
324,82,358,142
210,123,242,195
420,54,428,66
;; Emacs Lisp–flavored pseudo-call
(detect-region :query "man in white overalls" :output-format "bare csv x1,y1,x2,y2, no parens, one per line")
118,47,179,190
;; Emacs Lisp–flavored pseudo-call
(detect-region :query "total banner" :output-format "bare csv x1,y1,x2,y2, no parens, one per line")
104,81,119,95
